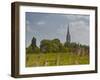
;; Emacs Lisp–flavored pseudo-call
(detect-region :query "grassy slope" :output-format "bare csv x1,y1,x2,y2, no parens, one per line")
26,53,89,67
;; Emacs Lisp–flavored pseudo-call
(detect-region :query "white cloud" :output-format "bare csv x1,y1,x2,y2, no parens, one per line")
65,15,77,21
26,20,30,25
26,20,31,32
64,14,89,24
56,25,67,35
36,21,45,25
70,20,89,45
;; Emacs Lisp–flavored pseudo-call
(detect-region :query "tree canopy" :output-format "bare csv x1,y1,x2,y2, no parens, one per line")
26,36,89,54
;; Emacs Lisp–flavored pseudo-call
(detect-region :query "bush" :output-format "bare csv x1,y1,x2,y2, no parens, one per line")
26,45,40,54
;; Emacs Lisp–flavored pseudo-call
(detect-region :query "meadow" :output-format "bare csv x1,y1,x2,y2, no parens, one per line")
26,53,89,67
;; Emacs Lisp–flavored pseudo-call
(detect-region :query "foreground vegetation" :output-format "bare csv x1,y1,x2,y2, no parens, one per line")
26,53,89,67
26,36,89,67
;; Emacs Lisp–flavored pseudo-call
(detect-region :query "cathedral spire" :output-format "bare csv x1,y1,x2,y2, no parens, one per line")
66,24,71,43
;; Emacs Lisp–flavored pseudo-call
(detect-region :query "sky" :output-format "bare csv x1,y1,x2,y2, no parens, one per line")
25,12,90,47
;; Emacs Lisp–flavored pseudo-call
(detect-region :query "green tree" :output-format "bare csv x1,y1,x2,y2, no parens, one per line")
40,39,63,53
52,39,61,52
40,39,52,53
26,36,40,53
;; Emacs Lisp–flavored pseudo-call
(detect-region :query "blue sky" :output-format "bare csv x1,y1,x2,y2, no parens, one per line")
26,12,90,47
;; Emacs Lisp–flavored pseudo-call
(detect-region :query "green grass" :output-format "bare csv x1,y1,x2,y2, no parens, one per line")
26,53,89,67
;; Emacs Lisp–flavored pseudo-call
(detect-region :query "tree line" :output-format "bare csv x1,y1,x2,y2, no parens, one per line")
26,36,89,54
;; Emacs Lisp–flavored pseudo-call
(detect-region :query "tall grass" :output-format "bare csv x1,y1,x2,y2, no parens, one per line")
26,53,89,67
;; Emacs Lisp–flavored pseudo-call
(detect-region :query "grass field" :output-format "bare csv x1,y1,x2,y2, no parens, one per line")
26,53,89,67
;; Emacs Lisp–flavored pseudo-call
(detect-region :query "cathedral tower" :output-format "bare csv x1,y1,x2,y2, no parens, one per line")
66,24,71,43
